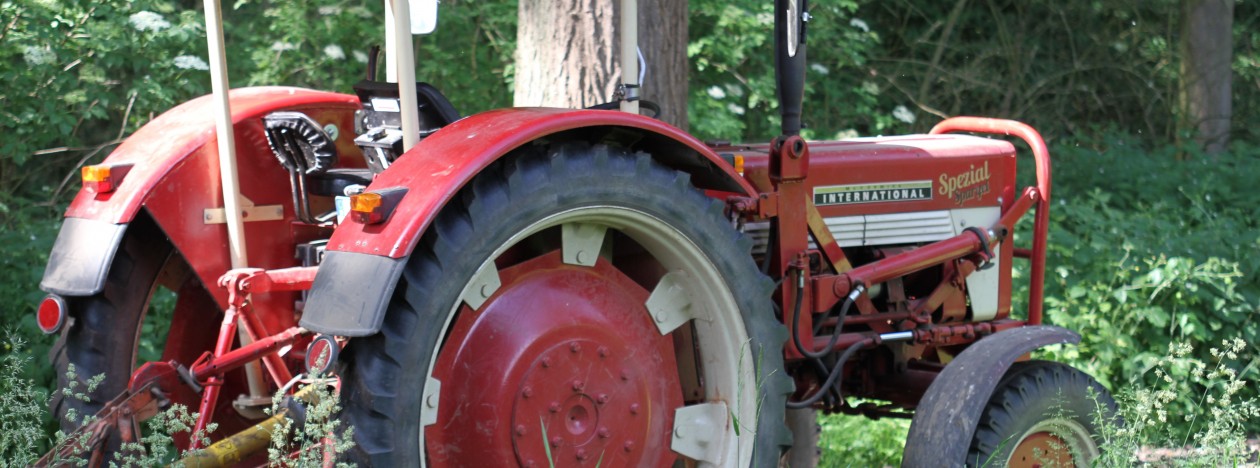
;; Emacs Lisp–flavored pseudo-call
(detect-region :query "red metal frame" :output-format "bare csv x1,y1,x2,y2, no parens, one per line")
930,117,1052,324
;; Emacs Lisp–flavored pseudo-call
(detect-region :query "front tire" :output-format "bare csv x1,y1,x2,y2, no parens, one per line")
341,143,793,466
968,361,1117,467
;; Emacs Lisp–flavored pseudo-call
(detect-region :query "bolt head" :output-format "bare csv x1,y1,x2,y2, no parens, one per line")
596,393,609,404
425,393,438,408
572,380,585,391
569,342,582,353
541,357,552,368
522,386,533,398
598,427,611,438
550,437,563,447
549,402,561,413
623,440,635,452
515,425,527,436
597,346,609,358
576,449,588,461
629,403,640,415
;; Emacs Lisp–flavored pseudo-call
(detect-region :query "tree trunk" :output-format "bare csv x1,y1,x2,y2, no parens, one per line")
1179,0,1234,155
513,0,689,130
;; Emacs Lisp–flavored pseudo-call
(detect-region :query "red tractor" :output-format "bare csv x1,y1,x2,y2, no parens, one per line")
35,0,1116,466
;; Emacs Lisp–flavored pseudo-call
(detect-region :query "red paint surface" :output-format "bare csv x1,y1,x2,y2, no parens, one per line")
327,108,757,258
64,87,361,316
428,253,681,467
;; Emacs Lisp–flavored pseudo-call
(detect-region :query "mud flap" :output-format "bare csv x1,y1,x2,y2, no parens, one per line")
40,218,128,296
901,325,1080,467
299,251,407,336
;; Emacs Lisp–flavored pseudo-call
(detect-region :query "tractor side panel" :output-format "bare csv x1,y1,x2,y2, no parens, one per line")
303,108,755,336
51,87,360,313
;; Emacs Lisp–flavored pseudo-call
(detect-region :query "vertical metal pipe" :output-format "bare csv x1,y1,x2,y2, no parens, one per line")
620,0,639,114
201,0,267,403
390,0,421,151
384,0,397,83
202,0,247,269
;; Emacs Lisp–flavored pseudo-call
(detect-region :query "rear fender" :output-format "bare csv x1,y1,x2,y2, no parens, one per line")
41,87,361,307
901,325,1081,466
302,108,756,336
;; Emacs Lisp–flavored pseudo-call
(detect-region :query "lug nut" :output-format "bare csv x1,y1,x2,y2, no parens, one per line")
596,394,609,404
629,403,639,415
522,386,533,398
549,402,561,413
541,357,552,368
624,440,635,452
515,425,527,436
572,380,585,391
550,437,563,447
576,449,589,461
597,346,609,358
598,427,611,439
570,342,582,353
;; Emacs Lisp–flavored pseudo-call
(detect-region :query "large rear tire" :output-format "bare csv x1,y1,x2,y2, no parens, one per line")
49,214,232,436
967,361,1117,467
340,143,793,466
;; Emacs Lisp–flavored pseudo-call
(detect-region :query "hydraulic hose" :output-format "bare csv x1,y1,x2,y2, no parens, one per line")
786,337,874,409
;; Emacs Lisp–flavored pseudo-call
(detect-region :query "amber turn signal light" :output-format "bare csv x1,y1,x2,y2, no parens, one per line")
81,163,133,193
349,187,407,224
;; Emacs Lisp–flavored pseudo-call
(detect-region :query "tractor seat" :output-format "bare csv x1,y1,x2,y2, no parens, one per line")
309,168,373,197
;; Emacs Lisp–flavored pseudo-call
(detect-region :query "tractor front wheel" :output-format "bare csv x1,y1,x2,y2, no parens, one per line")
340,143,793,466
968,360,1117,467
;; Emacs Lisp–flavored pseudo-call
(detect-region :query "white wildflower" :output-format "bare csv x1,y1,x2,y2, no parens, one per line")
353,50,369,63
727,103,746,115
860,81,880,96
270,42,297,52
129,11,171,32
706,86,726,100
849,18,870,33
172,55,209,71
324,44,345,60
892,105,916,124
317,6,342,16
23,46,55,66
809,63,829,75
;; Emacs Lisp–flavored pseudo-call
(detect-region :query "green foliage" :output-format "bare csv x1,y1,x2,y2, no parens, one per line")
267,378,355,467
687,0,888,142
819,413,908,467
1096,338,1259,465
1033,134,1260,440
0,333,48,466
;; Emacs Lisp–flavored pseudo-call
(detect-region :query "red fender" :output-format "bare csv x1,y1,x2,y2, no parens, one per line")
302,108,756,336
43,87,361,312
326,107,757,258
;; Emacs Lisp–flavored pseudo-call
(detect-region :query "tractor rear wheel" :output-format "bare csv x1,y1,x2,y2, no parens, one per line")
967,360,1117,467
49,214,240,438
340,143,793,466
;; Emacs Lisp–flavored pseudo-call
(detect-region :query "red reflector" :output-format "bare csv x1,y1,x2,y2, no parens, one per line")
37,295,67,335
305,335,340,375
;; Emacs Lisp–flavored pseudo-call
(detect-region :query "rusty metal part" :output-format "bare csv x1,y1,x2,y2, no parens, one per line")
425,254,681,467
33,383,166,466
178,410,287,466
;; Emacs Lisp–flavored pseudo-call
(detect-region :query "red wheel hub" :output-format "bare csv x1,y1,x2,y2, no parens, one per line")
427,252,683,467
1010,431,1074,468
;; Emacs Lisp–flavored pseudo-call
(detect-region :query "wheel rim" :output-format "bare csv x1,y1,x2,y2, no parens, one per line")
1006,417,1099,468
419,207,757,467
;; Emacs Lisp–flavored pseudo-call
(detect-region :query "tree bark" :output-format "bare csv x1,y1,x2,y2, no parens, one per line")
513,0,689,130
1179,0,1234,155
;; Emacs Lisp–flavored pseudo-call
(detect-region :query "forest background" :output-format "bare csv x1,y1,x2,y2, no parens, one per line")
1,0,1258,464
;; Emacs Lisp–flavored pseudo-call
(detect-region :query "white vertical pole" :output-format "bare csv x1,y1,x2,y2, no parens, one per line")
390,0,421,151
620,0,639,114
384,0,398,82
202,0,247,269
202,0,266,401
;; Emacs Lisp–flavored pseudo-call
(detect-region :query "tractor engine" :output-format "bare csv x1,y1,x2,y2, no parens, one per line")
737,134,1016,324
